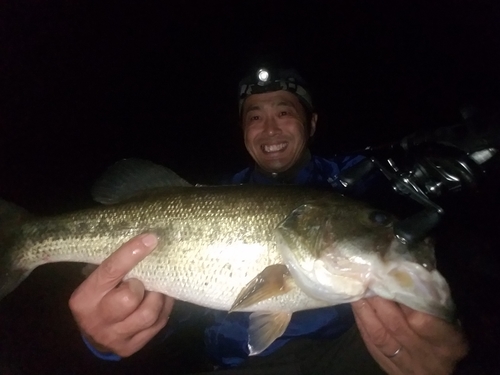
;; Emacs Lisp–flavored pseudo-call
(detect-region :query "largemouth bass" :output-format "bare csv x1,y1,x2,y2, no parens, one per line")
0,159,454,355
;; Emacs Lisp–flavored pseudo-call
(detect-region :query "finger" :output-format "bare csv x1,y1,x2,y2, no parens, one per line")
365,297,418,346
353,310,413,375
352,304,375,347
115,295,174,357
352,299,403,356
76,233,158,305
401,306,465,347
115,291,169,334
81,263,99,277
98,278,146,323
129,295,173,345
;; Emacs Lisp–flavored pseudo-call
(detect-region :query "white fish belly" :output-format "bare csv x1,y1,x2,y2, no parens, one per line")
130,240,330,312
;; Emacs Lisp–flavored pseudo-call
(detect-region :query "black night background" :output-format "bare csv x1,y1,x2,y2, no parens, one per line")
0,1,499,374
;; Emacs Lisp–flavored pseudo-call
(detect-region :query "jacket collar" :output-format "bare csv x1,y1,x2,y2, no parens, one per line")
251,149,312,184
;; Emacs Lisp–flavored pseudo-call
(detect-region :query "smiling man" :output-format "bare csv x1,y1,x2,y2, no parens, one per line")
231,68,364,189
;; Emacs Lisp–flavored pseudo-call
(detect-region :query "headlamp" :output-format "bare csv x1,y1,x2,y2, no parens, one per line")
238,68,314,115
257,68,270,83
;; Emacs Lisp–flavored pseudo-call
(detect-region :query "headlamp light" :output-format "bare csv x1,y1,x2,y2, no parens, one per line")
257,68,270,83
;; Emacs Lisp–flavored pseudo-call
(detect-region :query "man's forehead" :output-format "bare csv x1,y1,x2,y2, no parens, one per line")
243,91,302,111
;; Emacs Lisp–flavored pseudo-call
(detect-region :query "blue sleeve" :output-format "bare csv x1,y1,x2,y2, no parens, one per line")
82,335,121,361
336,154,366,172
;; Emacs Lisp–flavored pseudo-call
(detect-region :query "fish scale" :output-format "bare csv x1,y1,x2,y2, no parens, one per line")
4,186,331,313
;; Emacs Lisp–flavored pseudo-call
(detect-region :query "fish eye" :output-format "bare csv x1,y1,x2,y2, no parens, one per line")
368,210,393,227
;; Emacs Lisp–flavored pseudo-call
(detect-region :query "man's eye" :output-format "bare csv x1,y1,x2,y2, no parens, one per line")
279,111,289,116
245,115,260,126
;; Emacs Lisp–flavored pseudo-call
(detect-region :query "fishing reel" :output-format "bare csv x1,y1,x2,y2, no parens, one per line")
339,107,500,244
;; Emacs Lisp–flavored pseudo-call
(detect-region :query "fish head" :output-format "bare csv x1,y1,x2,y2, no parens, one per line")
275,197,455,321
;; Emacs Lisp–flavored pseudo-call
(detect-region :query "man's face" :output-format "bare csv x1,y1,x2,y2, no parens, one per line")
241,91,317,174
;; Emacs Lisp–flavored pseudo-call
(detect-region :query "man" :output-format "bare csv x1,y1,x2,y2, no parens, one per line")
69,68,468,374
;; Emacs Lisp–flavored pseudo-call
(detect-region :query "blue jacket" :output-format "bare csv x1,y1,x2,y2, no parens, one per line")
228,154,366,189
86,153,376,368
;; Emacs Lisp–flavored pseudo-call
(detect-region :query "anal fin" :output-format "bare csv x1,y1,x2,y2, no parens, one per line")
248,311,292,356
230,264,293,312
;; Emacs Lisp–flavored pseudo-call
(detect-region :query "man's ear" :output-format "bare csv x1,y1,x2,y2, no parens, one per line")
309,113,318,137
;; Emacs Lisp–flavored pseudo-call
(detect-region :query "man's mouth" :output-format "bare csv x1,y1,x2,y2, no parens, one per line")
261,142,288,153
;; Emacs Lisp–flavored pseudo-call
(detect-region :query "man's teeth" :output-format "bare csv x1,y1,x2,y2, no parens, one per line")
263,143,287,152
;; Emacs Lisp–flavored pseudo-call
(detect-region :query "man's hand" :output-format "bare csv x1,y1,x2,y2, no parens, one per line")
68,233,174,357
352,297,469,375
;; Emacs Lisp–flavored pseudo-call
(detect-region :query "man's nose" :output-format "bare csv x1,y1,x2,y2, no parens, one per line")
263,117,281,136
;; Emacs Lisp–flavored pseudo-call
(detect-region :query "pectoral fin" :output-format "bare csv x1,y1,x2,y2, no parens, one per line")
248,311,292,356
230,264,293,312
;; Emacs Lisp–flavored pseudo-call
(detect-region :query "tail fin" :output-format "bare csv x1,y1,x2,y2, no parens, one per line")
0,199,32,301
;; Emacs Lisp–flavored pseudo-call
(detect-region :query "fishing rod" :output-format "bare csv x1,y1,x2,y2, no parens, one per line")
338,106,500,244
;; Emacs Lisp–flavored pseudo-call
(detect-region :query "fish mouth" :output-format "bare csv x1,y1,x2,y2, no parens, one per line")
261,142,288,154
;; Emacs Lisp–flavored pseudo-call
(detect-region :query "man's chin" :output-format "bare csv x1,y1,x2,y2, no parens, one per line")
257,159,293,174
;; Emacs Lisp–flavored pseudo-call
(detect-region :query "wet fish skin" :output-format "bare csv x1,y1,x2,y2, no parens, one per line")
0,186,334,312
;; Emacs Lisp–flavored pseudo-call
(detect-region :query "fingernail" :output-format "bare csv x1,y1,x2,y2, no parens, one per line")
141,233,158,248
127,278,144,295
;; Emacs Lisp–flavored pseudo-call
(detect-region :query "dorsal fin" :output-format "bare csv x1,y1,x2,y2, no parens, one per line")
91,158,192,204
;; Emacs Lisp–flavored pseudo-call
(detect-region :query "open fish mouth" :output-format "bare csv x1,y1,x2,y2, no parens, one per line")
274,199,455,322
